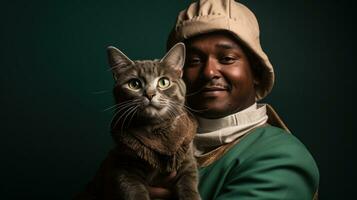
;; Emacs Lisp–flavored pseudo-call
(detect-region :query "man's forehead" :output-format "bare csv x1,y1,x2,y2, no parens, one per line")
186,39,243,53
185,32,243,50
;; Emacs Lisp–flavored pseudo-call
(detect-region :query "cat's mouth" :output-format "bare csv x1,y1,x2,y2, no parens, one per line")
141,102,163,113
142,100,161,109
138,99,167,117
146,104,161,109
139,104,166,119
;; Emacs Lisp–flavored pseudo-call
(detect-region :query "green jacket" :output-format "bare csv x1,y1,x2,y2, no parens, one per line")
198,125,319,200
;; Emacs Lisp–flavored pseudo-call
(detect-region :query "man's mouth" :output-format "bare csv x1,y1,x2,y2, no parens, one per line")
201,86,229,92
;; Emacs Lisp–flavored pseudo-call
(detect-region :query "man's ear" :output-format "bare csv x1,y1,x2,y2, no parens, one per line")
160,42,185,77
107,46,134,80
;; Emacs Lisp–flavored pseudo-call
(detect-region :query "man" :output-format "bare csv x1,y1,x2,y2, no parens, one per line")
149,0,319,199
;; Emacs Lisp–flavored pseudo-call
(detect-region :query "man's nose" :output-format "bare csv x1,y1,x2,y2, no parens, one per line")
202,58,220,80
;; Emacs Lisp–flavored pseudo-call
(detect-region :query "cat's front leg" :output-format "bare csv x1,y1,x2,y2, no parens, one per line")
175,164,201,200
106,171,151,200
174,149,201,200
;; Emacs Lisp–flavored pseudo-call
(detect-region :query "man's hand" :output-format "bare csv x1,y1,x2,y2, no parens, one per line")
148,171,177,199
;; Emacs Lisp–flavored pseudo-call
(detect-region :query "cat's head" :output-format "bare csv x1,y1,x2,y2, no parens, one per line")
107,43,186,126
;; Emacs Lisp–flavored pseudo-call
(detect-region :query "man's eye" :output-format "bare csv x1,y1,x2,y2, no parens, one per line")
220,56,236,64
188,57,201,64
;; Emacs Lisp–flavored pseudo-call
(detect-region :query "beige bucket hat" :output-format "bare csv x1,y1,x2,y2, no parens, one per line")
167,0,274,101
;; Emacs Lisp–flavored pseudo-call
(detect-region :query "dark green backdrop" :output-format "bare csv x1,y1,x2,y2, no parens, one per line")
2,0,356,199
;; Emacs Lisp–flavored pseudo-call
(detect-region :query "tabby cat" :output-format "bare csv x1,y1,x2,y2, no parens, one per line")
74,43,200,200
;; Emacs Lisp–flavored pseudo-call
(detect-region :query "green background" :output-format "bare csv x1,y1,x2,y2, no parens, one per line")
1,0,355,199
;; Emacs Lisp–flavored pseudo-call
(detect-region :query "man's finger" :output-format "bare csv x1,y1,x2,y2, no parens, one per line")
162,171,177,184
148,186,172,199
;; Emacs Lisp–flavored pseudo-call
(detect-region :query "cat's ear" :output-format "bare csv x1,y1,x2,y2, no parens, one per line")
107,46,134,80
160,42,185,77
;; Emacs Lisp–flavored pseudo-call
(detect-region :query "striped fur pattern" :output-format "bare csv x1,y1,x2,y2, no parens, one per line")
110,57,187,128
74,43,200,200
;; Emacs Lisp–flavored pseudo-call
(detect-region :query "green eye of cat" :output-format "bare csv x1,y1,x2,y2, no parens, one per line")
157,77,170,89
127,79,142,90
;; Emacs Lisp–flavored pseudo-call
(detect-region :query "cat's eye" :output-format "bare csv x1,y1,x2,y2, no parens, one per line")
127,79,142,90
157,77,170,89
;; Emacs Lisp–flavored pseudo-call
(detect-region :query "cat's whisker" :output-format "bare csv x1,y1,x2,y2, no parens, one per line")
170,98,209,113
110,100,141,112
159,100,174,112
165,106,177,121
183,104,209,113
104,100,138,112
155,101,168,120
126,106,139,129
109,99,141,130
114,104,138,131
118,102,139,123
102,104,120,112
110,102,136,118
157,100,178,121
183,108,196,120
166,100,184,114
185,87,205,97
165,102,190,130
165,102,184,120
164,100,184,119
109,103,138,129
121,105,139,133
168,105,181,117
167,99,208,123
181,105,209,122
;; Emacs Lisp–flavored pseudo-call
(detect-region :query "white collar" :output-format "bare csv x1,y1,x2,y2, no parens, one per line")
196,103,264,133
194,103,268,156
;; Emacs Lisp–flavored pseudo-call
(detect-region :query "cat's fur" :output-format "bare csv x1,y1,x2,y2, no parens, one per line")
74,43,200,200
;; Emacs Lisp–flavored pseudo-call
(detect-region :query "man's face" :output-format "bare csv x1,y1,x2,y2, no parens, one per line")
183,32,256,119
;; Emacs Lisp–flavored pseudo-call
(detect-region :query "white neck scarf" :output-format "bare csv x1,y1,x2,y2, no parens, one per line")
194,103,268,156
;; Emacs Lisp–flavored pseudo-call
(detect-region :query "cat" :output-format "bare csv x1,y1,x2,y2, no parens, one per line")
74,43,200,200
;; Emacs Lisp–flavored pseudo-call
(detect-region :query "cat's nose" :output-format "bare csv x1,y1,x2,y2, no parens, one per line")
145,93,156,101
